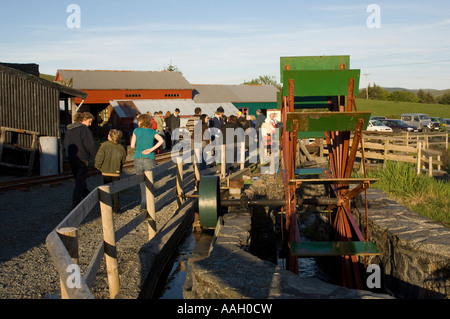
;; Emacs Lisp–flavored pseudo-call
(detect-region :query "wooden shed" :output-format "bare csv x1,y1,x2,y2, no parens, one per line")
0,64,87,174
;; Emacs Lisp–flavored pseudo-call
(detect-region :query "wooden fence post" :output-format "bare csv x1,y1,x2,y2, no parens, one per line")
56,227,79,299
239,140,245,171
446,132,448,150
193,161,200,191
99,185,120,299
221,144,226,179
429,156,433,177
417,142,422,175
176,157,184,208
145,171,157,240
383,140,390,168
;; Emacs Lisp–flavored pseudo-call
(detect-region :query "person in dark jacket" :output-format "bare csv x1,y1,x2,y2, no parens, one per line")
95,129,127,213
165,108,181,146
255,109,266,145
221,115,243,173
63,112,98,207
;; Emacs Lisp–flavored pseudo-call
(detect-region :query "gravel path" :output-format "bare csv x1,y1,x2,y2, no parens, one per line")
0,161,191,299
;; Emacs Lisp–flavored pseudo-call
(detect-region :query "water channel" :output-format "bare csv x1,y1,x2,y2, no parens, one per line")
153,224,324,299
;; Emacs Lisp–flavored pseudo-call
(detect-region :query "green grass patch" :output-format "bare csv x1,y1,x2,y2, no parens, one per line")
354,161,450,227
355,98,450,119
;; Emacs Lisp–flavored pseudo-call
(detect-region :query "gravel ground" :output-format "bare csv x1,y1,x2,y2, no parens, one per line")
0,160,191,299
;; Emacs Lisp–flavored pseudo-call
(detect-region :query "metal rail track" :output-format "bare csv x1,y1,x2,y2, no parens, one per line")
0,152,173,192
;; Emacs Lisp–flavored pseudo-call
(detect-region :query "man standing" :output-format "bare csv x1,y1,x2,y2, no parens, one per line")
63,112,98,208
186,107,202,139
166,108,181,146
255,109,266,131
255,109,266,144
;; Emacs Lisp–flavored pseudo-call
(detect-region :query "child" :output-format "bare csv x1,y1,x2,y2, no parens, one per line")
95,129,127,213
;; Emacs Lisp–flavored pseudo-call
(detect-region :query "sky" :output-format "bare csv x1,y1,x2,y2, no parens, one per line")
1,0,450,90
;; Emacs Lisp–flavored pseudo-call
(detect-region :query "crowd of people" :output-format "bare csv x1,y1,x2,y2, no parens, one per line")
63,107,279,211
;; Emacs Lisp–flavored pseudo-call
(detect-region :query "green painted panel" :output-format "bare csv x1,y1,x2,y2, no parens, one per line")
290,241,380,257
285,111,371,132
282,70,360,97
280,55,350,81
298,131,325,138
295,168,326,175
281,55,350,71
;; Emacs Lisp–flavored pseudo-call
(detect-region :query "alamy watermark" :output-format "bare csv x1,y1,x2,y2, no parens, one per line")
66,4,81,29
367,4,381,29
169,122,280,174
66,264,81,289
366,264,381,289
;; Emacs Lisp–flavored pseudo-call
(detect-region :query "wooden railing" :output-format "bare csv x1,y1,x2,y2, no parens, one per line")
309,131,448,176
46,158,200,299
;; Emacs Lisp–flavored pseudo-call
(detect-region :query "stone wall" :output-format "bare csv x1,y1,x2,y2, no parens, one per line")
184,209,393,299
184,180,449,299
352,189,450,299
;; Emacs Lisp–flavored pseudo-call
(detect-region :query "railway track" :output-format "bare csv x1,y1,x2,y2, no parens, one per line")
0,152,173,192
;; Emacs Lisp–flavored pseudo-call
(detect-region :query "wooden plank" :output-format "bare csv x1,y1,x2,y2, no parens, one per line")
290,178,378,184
286,112,371,132
56,188,100,229
45,231,94,299
290,241,380,257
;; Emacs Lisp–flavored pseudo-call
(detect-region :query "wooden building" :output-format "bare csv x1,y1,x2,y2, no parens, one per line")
55,69,193,119
0,64,87,173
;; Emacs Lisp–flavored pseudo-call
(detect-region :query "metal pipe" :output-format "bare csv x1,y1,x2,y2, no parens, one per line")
220,197,339,207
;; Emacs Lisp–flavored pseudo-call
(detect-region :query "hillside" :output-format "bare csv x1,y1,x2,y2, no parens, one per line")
39,73,55,82
377,87,450,98
355,98,450,119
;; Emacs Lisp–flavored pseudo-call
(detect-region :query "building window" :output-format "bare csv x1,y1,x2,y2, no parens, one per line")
125,94,142,98
165,93,180,97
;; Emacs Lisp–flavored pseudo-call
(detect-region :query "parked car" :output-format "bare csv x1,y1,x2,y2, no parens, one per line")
366,120,393,132
430,117,447,132
445,119,450,131
378,119,418,132
370,116,387,121
400,113,439,132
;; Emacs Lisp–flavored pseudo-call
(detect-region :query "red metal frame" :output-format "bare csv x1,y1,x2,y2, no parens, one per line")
280,68,371,287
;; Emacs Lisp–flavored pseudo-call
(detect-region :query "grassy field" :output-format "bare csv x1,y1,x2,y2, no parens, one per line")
355,98,450,119
354,161,450,227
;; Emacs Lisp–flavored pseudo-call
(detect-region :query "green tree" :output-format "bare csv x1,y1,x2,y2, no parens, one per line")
388,90,419,103
417,89,436,104
438,93,450,105
242,75,282,90
372,84,389,100
164,63,183,75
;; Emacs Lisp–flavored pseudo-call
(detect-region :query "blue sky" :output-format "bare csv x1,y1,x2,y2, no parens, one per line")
1,0,449,89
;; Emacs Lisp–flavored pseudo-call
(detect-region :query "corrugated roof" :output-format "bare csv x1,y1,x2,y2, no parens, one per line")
192,84,278,103
56,69,192,90
110,99,238,118
0,64,87,99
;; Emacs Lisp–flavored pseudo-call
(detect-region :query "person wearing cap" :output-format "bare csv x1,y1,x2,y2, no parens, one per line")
210,106,225,129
